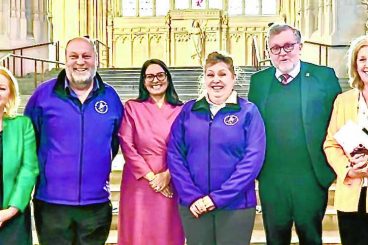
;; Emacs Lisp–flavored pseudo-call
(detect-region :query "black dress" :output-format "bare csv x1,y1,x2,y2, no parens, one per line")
0,131,33,245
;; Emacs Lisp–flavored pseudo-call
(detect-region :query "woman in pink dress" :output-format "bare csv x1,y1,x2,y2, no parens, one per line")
118,59,185,245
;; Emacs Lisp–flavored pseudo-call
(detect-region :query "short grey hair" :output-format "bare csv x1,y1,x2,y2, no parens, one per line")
267,23,302,48
65,36,98,57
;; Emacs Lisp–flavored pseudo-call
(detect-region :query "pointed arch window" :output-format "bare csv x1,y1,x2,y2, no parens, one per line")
209,0,222,9
139,0,153,16
245,1,260,15
175,1,189,9
122,0,169,16
122,0,136,16
156,0,170,16
228,0,277,16
261,0,276,15
228,0,243,16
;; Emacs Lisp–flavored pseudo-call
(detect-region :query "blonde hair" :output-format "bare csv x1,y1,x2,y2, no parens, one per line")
347,35,368,90
0,67,20,117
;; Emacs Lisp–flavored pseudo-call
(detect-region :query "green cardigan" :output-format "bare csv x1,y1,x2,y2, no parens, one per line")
2,115,39,212
248,61,342,188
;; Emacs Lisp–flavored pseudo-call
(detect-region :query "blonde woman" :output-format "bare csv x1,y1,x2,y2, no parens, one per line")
324,35,368,245
0,67,39,245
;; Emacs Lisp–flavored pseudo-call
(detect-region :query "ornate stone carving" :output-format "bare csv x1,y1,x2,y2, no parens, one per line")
165,13,171,26
115,35,129,44
205,32,217,42
230,32,242,42
175,32,191,42
149,33,163,43
221,14,229,26
189,19,207,65
132,34,146,43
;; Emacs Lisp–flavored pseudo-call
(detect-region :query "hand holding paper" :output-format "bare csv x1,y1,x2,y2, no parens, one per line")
334,120,368,156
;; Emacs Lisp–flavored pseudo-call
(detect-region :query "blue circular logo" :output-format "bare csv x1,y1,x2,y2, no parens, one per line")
95,101,108,114
224,115,239,126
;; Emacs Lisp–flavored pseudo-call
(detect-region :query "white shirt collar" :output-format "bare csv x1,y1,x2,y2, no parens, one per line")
275,61,301,83
204,91,238,118
205,90,238,106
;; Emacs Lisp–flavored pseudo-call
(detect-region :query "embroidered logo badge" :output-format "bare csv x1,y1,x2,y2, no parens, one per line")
95,101,108,114
224,115,239,126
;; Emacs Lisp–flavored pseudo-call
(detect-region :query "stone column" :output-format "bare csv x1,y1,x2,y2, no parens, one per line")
324,0,333,36
303,0,313,38
258,0,262,15
10,0,19,39
330,0,366,43
317,0,324,37
0,1,3,35
220,13,229,52
20,0,27,39
297,0,304,31
33,0,42,41
153,0,157,16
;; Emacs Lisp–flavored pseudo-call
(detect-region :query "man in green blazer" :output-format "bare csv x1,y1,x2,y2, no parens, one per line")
248,23,341,244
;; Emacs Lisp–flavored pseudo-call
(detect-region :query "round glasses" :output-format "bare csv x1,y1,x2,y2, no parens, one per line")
144,72,167,82
269,43,298,55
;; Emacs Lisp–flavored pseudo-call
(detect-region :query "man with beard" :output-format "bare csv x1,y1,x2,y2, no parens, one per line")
24,36,123,244
248,23,341,244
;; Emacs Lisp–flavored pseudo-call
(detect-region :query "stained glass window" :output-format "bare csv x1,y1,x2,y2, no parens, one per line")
209,0,222,9
228,0,242,16
192,0,206,9
156,0,170,16
175,0,189,9
245,0,260,15
139,0,153,16
262,0,276,15
122,0,136,16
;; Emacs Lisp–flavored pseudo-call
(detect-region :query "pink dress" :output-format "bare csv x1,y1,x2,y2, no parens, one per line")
118,98,185,245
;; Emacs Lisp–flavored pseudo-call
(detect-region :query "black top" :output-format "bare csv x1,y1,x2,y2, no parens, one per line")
0,131,3,208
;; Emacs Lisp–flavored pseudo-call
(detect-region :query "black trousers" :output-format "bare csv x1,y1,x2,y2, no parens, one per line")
0,205,32,245
179,205,256,245
33,199,112,245
337,187,368,245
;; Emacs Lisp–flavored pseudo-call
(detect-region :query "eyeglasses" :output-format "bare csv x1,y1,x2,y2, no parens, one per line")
144,72,167,82
269,43,298,55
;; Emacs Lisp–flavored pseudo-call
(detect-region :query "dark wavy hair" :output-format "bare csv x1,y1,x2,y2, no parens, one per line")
137,59,182,105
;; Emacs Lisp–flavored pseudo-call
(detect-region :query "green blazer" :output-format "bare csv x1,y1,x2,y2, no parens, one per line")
248,61,341,189
2,115,39,212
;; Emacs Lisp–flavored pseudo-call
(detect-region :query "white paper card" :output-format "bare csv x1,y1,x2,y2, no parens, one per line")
334,120,368,155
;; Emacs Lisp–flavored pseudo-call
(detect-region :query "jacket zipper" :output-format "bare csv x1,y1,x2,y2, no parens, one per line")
78,106,85,203
208,114,215,241
208,116,213,194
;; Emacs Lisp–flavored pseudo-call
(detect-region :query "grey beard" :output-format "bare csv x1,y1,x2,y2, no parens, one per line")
66,68,96,89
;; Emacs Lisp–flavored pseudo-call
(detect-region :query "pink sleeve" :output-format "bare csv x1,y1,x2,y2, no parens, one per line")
119,102,152,180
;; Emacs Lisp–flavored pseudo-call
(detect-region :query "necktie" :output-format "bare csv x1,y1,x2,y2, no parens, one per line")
280,74,291,85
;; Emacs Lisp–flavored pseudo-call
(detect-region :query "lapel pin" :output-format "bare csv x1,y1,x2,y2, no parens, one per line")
306,73,310,77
